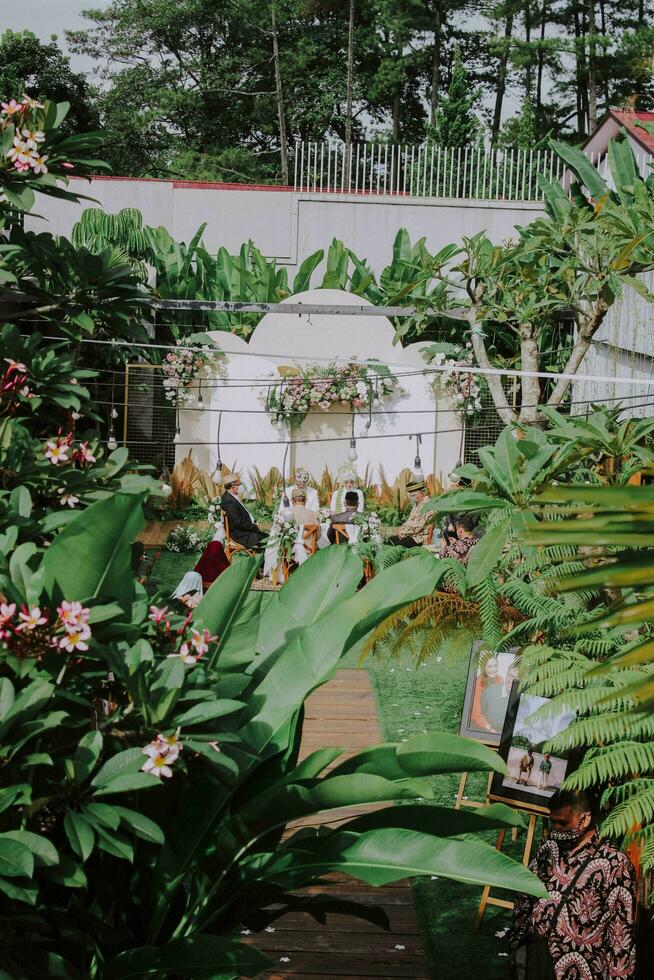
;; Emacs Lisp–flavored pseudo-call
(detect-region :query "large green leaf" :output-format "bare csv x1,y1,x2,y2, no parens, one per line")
0,836,34,877
550,139,609,201
424,490,506,514
256,546,363,658
242,552,441,758
330,733,506,781
105,936,271,979
343,803,525,836
260,827,547,896
466,517,512,586
42,492,146,607
240,773,433,831
193,555,260,668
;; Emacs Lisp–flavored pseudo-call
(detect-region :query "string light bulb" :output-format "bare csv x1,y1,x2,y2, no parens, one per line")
348,438,358,463
111,407,118,420
412,434,423,480
107,427,118,451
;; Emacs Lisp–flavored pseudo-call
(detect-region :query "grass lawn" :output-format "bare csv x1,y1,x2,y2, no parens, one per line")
147,552,529,978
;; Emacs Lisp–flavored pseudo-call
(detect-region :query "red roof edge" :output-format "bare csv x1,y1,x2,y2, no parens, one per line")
608,109,654,155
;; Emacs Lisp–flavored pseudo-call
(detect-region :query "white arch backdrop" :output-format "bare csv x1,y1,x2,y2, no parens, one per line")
176,289,463,485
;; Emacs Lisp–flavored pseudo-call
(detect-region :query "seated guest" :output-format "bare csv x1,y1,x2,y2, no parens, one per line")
330,471,364,514
194,531,230,590
388,479,432,548
287,488,320,526
438,513,478,565
220,472,265,549
278,468,319,513
328,490,362,544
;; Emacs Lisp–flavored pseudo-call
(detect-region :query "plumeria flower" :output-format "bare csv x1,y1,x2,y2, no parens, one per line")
21,96,44,109
168,642,198,665
141,750,175,778
59,493,80,508
188,627,217,657
16,606,48,632
31,154,48,175
21,128,45,149
148,605,169,625
0,602,16,639
1,99,22,115
57,600,89,627
59,625,91,653
279,957,290,963
4,358,28,374
156,729,182,754
45,440,70,465
75,441,96,464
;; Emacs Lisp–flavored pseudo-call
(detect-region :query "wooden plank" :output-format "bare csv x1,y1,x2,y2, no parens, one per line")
252,669,428,979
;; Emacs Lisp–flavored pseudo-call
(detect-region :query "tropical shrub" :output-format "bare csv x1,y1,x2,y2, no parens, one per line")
0,492,546,977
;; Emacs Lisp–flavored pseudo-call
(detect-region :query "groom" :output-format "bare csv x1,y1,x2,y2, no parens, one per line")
220,473,265,549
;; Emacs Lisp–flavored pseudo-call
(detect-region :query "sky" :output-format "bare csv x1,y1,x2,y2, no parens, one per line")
0,0,108,70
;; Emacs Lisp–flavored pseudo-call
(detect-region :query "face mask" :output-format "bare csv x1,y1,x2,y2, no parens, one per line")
550,827,585,852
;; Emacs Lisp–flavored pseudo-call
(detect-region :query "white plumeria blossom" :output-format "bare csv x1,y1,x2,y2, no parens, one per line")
59,493,80,508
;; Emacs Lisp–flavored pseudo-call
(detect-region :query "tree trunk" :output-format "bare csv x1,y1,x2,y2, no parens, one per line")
344,0,355,176
491,12,514,143
536,0,548,112
573,10,585,137
546,301,609,407
467,313,517,425
271,3,289,186
430,1,443,125
587,0,598,132
392,89,401,143
599,0,609,105
518,325,540,424
524,0,532,98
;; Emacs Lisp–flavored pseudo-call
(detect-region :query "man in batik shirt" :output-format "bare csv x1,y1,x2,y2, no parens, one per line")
509,788,636,979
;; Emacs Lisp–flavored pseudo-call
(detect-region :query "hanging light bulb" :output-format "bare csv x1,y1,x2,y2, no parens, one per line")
413,434,423,480
161,482,172,498
173,428,181,445
107,427,118,451
212,412,223,480
348,437,358,463
111,407,118,420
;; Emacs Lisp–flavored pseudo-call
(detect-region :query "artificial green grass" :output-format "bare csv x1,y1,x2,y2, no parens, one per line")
146,550,202,598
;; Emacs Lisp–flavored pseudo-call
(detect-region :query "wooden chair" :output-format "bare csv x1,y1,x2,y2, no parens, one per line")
425,524,434,546
363,559,374,583
222,510,256,561
302,523,320,555
333,524,350,544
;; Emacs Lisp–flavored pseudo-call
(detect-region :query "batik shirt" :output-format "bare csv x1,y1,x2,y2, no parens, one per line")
398,502,431,544
509,833,636,979
438,535,476,564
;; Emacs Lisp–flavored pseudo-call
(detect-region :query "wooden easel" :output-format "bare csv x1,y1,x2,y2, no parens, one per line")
454,770,490,810
475,811,538,928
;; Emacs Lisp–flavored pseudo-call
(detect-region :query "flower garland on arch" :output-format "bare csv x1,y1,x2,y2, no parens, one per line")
162,341,223,407
425,343,484,420
264,360,400,431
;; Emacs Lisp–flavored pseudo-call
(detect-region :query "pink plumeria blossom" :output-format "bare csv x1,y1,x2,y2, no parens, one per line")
75,441,96,464
156,728,182,754
57,600,89,627
0,602,16,639
62,162,74,170
58,626,91,653
148,605,169,625
141,742,178,778
1,99,22,116
4,359,28,374
188,627,217,658
16,606,47,632
45,440,70,465
20,128,45,150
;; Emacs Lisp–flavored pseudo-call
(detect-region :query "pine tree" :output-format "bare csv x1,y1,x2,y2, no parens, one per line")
432,46,479,147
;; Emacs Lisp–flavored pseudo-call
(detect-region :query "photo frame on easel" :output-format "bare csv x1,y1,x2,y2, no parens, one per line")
488,681,580,815
458,641,521,747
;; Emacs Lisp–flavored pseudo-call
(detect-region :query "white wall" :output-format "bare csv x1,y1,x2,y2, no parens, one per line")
177,290,462,487
26,176,543,278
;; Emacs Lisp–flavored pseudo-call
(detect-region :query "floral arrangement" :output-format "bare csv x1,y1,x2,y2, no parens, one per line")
207,498,222,530
162,341,222,406
265,360,399,430
165,524,209,553
0,598,94,657
427,343,484,419
266,514,298,569
350,511,383,547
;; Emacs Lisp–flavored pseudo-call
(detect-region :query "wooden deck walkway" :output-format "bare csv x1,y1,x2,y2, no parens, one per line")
244,669,431,980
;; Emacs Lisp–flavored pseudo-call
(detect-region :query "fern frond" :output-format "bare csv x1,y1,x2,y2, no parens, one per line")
547,711,654,751
565,742,654,788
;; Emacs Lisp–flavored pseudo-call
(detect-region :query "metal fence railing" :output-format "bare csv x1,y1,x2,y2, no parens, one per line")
292,142,653,202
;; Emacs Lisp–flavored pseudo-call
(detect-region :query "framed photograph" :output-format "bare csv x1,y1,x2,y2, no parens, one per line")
489,682,579,814
459,641,521,747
